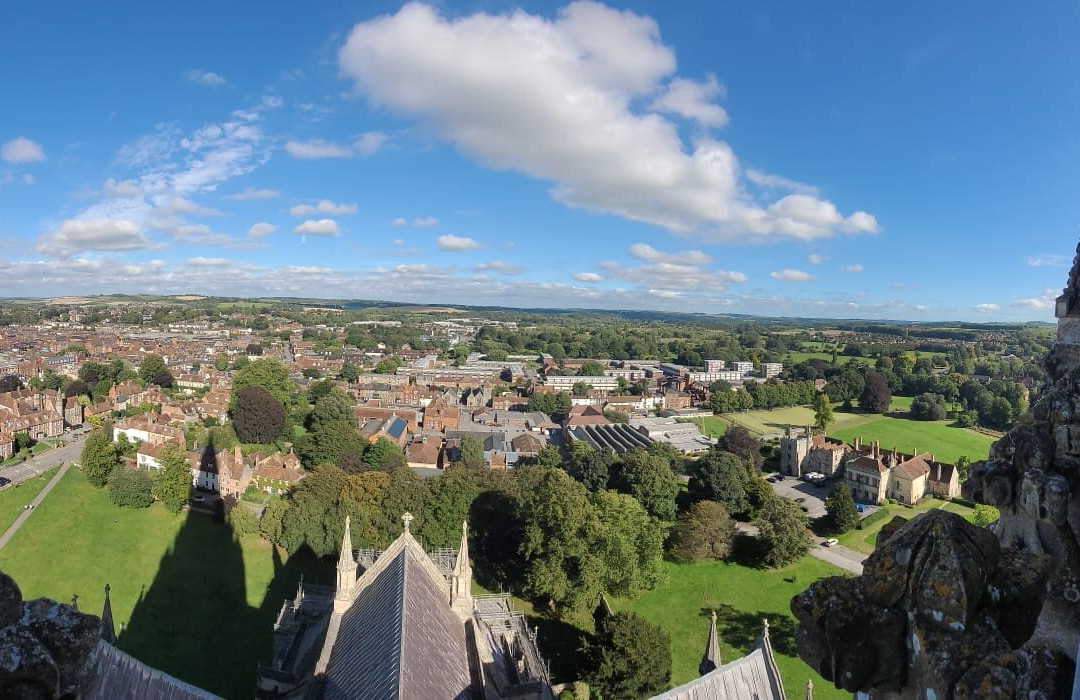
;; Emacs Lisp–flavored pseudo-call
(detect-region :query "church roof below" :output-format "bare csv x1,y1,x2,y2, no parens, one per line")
650,645,786,700
88,640,220,699
322,544,473,700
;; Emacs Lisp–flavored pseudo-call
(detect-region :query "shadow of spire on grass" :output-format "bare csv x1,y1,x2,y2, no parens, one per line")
117,501,330,698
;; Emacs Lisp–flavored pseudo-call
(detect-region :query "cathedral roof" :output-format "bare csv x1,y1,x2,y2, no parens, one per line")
320,531,473,700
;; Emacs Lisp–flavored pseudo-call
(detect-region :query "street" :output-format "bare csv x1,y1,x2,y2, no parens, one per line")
0,434,85,486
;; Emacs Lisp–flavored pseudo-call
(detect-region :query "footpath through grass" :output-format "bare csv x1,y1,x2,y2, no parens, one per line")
0,467,58,533
0,467,331,699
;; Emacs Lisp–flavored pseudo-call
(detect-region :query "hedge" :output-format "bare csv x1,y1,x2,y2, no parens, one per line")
856,507,890,530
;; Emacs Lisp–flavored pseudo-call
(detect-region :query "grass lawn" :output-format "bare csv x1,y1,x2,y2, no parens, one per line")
0,467,331,699
828,416,994,464
784,351,876,366
723,406,873,436
482,557,849,700
836,498,974,554
684,415,729,438
611,558,849,699
0,467,58,533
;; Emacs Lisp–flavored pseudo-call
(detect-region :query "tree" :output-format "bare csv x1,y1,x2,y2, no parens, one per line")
584,612,671,700
591,490,665,596
338,363,360,383
457,435,486,469
232,358,295,408
755,496,810,567
364,437,406,470
232,386,286,444
955,455,971,483
374,356,402,374
138,353,166,385
571,381,593,397
567,442,611,491
82,427,120,488
616,449,678,521
226,503,259,537
260,498,289,545
155,443,192,514
813,392,834,430
578,360,608,377
109,469,154,508
825,483,859,534
298,420,368,470
973,504,1000,527
603,408,629,424
246,343,263,356
689,450,750,517
213,353,230,371
0,375,23,392
719,426,763,473
64,379,89,397
910,393,947,421
308,391,354,431
670,500,736,562
152,369,174,388
860,372,892,413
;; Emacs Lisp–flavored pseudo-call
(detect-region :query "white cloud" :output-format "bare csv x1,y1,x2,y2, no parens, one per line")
414,216,439,228
354,131,388,156
603,259,746,292
186,257,231,267
746,169,819,196
770,269,813,282
650,75,728,127
1012,290,1056,310
285,139,354,159
22,174,34,185
629,242,711,265
392,217,407,227
338,3,876,241
843,263,864,273
225,187,280,201
294,219,340,236
974,303,999,312
1027,254,1069,267
437,234,481,251
808,254,825,265
247,222,276,239
2,137,45,164
475,261,525,275
573,272,603,282
103,178,142,198
289,200,359,216
185,69,226,87
36,219,151,258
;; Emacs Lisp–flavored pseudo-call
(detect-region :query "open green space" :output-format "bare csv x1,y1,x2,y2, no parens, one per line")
836,498,974,554
483,556,849,699
723,405,872,436
685,415,729,438
784,351,876,366
0,467,58,532
0,468,331,698
828,416,994,465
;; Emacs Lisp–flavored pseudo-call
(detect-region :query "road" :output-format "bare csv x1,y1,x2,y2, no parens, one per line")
761,477,867,574
0,434,85,485
0,461,73,552
737,519,865,574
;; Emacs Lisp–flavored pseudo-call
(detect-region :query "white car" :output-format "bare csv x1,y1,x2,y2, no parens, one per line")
822,538,838,547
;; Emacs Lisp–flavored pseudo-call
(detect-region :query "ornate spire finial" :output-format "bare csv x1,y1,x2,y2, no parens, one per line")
805,678,814,700
402,512,413,531
762,617,770,639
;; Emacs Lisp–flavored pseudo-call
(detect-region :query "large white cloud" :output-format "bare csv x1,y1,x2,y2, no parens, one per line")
36,219,151,258
294,219,340,236
437,234,481,251
629,242,711,265
338,2,877,241
2,137,46,164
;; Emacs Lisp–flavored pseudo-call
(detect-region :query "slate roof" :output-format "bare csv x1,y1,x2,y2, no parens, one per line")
321,543,473,700
650,639,786,700
88,640,220,699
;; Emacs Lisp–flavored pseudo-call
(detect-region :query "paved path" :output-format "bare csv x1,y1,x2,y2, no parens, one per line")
0,461,73,552
809,542,865,574
0,437,83,485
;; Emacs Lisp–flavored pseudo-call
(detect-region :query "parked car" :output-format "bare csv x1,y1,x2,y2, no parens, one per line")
0,477,10,488
795,497,806,503
822,538,838,547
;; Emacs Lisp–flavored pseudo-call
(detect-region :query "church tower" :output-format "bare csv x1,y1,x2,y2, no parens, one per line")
1053,236,1080,372
335,516,357,612
450,521,473,618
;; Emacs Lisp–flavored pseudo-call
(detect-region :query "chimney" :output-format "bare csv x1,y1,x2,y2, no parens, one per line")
936,464,942,481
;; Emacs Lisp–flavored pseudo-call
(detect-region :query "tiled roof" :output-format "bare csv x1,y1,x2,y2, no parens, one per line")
894,455,932,481
322,545,473,699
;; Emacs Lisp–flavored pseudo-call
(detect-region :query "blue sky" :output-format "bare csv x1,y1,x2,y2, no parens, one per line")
1,1,1078,321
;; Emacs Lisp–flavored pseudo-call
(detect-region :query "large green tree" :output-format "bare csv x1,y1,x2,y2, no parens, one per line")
457,435,486,469
670,500,737,562
82,426,120,488
298,420,368,471
154,443,192,514
689,449,750,517
590,490,665,597
825,483,859,534
232,357,295,408
617,449,679,521
860,371,892,414
308,390,354,431
718,426,764,473
755,495,810,567
813,392,834,430
138,353,166,386
584,611,672,700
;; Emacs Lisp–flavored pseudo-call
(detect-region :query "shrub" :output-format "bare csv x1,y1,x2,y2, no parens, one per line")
857,507,890,530
226,503,260,537
109,469,154,508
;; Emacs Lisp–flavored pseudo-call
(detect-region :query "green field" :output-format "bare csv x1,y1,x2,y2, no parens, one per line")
723,405,870,435
784,351,876,366
685,415,729,438
610,558,849,699
828,417,994,464
0,468,330,698
837,498,973,554
0,468,58,533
